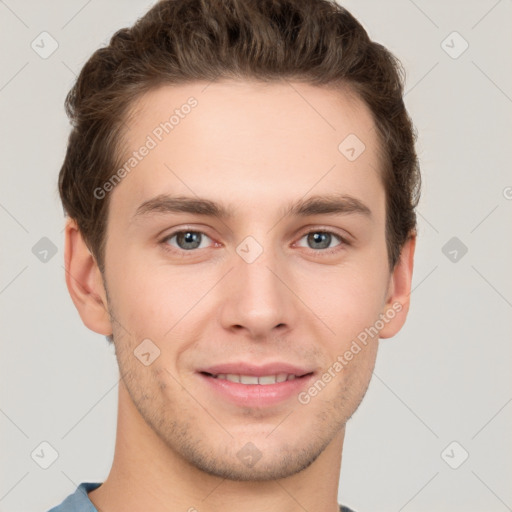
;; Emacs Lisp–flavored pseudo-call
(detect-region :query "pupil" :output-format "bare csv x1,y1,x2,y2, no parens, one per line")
309,232,330,249
179,231,201,249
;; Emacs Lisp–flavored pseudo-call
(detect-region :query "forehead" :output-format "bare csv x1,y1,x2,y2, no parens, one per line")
111,80,384,222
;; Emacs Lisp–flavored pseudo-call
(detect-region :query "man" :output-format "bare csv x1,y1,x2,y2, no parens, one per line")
49,0,420,510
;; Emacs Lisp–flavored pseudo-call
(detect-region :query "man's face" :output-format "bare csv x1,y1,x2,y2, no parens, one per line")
101,80,397,480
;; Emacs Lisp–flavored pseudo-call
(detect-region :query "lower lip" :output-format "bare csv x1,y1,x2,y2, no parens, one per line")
198,372,315,407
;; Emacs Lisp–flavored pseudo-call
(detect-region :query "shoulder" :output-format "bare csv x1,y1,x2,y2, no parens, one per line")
340,506,357,512
46,482,102,512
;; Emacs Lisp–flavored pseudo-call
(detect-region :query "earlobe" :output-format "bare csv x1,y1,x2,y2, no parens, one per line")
379,234,416,339
64,218,113,336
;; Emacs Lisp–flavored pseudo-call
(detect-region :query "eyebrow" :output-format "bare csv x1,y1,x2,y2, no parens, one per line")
133,193,372,220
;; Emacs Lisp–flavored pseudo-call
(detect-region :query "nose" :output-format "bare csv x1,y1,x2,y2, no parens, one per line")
218,241,298,340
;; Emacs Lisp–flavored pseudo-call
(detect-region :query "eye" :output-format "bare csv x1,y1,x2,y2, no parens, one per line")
162,230,214,252
296,230,347,254
159,227,348,256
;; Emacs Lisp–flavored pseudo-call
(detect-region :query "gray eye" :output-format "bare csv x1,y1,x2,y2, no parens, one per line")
299,231,342,250
167,231,211,251
307,232,332,249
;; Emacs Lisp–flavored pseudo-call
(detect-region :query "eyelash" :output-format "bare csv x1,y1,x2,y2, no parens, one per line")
159,227,350,257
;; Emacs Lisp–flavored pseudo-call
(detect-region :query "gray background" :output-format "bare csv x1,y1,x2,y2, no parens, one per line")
1,1,511,511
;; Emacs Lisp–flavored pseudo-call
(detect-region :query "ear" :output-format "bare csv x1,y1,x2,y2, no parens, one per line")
64,218,112,336
379,234,416,339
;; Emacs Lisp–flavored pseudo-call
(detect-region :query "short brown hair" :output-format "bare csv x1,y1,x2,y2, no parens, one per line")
59,0,420,271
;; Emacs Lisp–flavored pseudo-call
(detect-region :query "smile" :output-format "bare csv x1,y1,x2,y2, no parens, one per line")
198,370,315,407
203,372,299,385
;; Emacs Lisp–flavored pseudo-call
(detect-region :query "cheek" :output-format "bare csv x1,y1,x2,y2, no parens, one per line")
108,257,212,345
105,253,168,337
299,259,389,343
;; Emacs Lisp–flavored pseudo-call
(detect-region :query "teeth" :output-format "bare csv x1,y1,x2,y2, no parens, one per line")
212,373,299,385
258,375,277,385
240,375,259,384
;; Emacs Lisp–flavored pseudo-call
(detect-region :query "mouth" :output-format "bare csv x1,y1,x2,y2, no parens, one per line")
197,366,315,407
200,371,311,385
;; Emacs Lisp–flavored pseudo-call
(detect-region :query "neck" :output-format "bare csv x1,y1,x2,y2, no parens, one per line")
88,380,345,512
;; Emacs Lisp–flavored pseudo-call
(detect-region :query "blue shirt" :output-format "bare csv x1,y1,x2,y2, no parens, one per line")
47,482,101,512
47,481,356,511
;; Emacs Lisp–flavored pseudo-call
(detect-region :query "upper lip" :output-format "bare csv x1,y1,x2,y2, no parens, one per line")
198,362,314,377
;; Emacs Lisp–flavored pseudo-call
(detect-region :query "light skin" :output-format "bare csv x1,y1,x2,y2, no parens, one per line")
65,80,415,512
